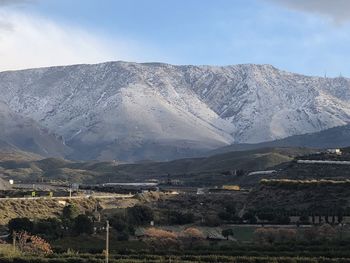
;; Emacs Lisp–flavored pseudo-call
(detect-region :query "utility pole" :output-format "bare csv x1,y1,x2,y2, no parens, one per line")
12,231,16,252
105,220,109,263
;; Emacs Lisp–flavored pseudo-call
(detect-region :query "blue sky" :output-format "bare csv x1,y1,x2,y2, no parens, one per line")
0,0,350,76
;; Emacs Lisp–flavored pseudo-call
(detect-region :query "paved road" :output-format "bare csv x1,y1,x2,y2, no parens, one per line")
0,194,134,201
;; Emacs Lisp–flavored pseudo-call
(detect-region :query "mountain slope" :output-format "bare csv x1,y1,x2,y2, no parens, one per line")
209,123,350,155
0,61,349,161
0,101,68,158
0,147,314,186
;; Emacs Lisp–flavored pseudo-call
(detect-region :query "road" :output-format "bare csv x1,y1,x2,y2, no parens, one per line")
0,194,134,201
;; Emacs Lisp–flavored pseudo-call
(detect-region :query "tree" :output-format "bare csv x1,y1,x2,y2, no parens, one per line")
337,209,344,223
15,231,53,255
144,228,179,250
127,205,154,225
318,224,336,241
110,214,128,232
225,203,236,214
254,228,276,245
242,212,257,224
62,204,79,220
277,229,297,243
218,211,232,221
203,215,221,227
299,215,310,224
275,215,291,225
8,218,34,234
34,218,63,240
257,212,274,222
303,227,319,242
181,228,205,248
236,169,245,176
73,215,93,235
168,211,195,225
222,229,234,240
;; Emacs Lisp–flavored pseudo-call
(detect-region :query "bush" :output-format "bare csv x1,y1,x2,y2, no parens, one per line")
203,215,221,227
110,214,128,232
62,205,79,220
34,218,63,240
8,218,34,234
275,216,291,225
143,228,179,250
127,205,154,226
242,212,257,224
218,211,232,221
254,228,297,244
73,215,93,235
168,211,195,225
116,231,129,241
222,229,234,240
15,231,53,256
299,215,310,224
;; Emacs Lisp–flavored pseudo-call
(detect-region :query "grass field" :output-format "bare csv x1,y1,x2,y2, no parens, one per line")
1,254,350,263
52,235,147,253
230,226,256,242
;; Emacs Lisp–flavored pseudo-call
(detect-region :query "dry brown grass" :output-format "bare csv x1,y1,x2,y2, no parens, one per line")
0,198,97,225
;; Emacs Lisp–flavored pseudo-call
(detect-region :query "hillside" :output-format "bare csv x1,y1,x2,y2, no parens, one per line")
0,101,69,158
210,124,350,155
246,148,350,211
0,147,313,186
0,148,43,162
247,179,350,212
0,61,350,161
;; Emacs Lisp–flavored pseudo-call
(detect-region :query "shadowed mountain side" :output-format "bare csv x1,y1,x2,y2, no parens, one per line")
0,101,70,158
209,124,350,156
0,147,314,185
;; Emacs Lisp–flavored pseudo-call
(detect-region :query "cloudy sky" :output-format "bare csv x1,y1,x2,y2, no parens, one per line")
0,0,349,76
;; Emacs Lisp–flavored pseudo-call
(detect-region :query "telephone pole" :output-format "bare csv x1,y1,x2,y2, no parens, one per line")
105,220,109,263
12,231,16,252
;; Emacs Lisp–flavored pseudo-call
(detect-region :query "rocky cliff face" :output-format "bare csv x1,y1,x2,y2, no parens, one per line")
0,61,349,161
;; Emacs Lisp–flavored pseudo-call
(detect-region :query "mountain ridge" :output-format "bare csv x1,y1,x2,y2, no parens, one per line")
0,61,349,161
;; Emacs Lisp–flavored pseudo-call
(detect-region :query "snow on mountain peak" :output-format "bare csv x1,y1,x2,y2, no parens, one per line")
0,61,349,161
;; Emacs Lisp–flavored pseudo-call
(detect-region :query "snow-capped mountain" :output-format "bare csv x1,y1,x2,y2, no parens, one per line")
0,61,349,161
0,101,68,157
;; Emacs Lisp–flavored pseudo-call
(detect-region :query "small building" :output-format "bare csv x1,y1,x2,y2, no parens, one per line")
197,188,206,195
222,185,240,191
327,148,342,155
247,170,276,176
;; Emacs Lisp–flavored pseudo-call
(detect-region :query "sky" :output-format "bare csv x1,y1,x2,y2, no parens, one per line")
0,0,349,77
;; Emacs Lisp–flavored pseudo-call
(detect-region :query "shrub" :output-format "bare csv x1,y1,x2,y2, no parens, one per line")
110,214,128,232
254,228,296,244
242,212,257,224
222,229,234,240
168,211,195,225
62,205,79,220
9,218,34,234
73,215,93,235
143,228,179,250
34,218,63,240
127,205,154,226
203,215,221,227
15,231,53,256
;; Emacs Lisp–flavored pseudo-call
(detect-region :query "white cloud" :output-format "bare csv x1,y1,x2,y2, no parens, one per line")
0,11,150,71
0,0,31,6
269,0,350,25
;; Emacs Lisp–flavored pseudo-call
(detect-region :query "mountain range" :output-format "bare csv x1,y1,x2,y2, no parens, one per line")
0,61,350,161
